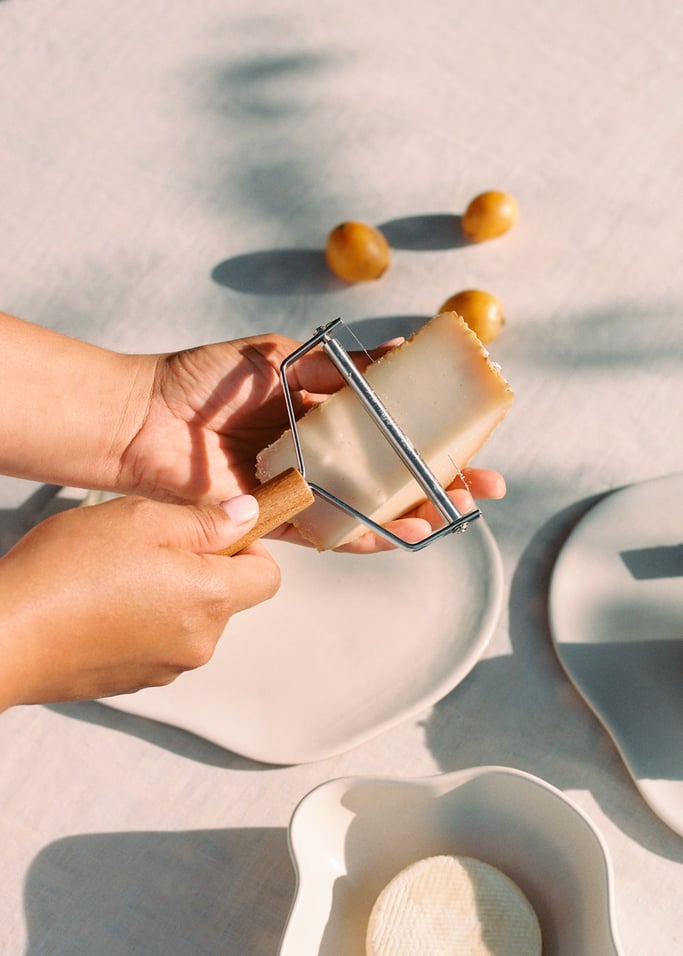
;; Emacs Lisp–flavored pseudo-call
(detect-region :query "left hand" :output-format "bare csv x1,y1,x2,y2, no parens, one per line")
116,334,506,552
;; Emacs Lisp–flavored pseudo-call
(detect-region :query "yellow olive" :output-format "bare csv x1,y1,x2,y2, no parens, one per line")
461,190,518,242
439,289,505,343
325,221,390,282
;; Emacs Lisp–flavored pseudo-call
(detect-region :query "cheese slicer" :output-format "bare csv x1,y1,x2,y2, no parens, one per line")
219,318,482,556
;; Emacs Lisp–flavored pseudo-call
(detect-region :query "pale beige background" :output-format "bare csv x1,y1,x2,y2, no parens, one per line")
1,1,682,953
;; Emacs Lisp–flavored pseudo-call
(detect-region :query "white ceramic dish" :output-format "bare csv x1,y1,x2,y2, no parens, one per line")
549,472,683,837
280,766,623,955
102,520,503,764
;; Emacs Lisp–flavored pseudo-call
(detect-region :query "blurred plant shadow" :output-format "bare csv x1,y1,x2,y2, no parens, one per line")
23,826,293,956
213,50,336,122
499,300,683,369
201,39,343,236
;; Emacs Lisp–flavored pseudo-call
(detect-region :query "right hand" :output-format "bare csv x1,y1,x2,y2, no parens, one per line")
0,494,280,708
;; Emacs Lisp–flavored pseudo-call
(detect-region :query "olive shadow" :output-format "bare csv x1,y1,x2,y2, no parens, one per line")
377,213,468,250
211,248,344,295
209,215,469,296
346,314,431,348
23,826,293,956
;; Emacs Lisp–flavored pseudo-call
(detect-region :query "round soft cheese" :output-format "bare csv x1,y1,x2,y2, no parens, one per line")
366,855,542,956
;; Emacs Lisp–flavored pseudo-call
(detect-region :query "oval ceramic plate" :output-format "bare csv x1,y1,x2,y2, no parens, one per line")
549,472,683,837
280,767,623,955
103,520,503,764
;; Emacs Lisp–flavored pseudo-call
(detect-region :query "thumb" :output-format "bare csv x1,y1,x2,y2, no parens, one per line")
173,495,260,554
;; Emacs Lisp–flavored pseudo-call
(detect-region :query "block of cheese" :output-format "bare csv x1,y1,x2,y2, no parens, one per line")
256,312,514,550
366,855,542,956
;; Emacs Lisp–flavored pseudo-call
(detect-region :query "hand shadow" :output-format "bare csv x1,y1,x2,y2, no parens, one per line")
23,827,293,956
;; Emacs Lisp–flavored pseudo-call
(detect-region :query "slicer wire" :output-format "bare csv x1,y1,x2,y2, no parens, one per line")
278,318,482,551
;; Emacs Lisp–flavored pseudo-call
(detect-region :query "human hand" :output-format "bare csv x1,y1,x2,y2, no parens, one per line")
115,334,506,553
0,494,279,709
117,333,375,505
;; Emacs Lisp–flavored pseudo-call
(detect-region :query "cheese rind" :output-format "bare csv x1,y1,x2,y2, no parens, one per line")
256,312,514,550
366,855,542,956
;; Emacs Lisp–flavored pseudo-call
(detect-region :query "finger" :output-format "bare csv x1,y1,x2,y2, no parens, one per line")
336,474,501,553
265,467,505,551
160,496,260,554
286,337,404,395
458,467,506,499
334,517,433,554
207,540,282,614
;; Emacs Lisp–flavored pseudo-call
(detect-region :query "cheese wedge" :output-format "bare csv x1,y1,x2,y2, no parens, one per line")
256,312,514,550
366,855,542,956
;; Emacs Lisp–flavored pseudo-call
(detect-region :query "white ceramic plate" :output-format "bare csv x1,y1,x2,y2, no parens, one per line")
549,472,683,837
103,520,503,764
280,766,623,956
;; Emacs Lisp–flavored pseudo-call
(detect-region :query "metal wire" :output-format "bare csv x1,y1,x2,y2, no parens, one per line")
278,318,482,550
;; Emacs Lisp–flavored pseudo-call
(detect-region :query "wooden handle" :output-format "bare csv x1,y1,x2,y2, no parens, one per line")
217,468,314,556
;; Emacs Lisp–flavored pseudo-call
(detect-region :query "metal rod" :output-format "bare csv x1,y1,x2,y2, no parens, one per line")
279,320,343,477
309,480,480,551
318,328,463,523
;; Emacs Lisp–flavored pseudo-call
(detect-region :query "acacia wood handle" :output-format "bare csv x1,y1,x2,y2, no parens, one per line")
217,468,314,556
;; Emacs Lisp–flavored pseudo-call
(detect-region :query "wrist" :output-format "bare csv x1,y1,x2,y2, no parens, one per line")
0,564,33,711
0,313,160,493
98,352,160,494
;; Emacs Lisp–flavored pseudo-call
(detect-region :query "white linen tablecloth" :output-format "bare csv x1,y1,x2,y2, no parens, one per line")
1,1,682,953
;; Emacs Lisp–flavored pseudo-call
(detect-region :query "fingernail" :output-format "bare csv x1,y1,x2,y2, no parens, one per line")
492,475,507,498
220,495,259,525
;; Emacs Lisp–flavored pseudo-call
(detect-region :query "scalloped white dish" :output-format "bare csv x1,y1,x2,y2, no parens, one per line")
280,766,623,955
549,473,683,837
100,519,503,764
